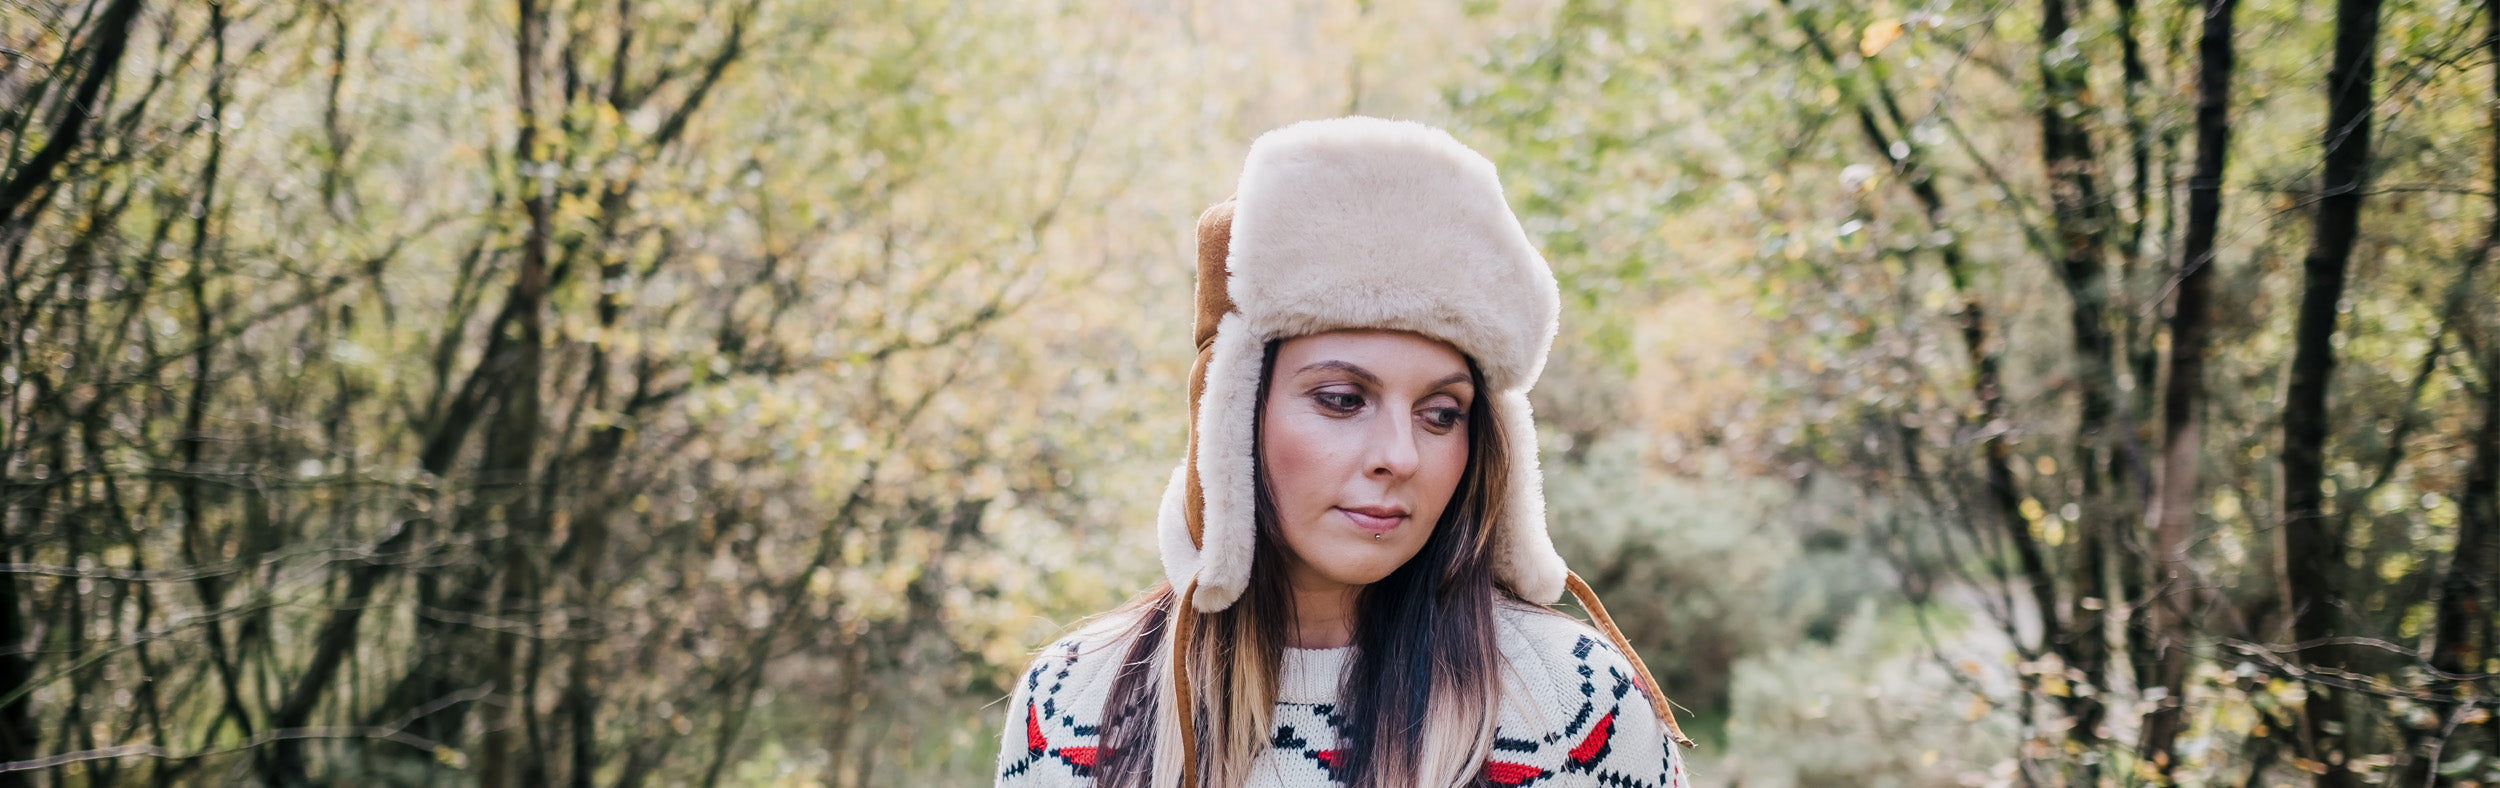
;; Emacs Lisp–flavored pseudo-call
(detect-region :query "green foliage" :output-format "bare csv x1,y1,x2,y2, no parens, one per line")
1449,0,2500,782
1546,433,1902,741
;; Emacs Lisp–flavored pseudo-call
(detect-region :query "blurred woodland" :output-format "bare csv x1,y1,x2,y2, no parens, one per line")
2,0,2496,785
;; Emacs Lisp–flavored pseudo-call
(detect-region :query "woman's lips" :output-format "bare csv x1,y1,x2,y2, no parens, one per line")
1337,507,1408,533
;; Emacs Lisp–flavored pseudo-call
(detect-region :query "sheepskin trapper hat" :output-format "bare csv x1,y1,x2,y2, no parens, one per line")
1155,116,1568,613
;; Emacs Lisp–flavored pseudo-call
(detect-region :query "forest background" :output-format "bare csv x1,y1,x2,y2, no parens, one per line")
3,0,2495,785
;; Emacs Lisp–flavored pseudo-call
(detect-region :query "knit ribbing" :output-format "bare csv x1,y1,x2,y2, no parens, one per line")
995,603,1693,787
1278,647,1350,704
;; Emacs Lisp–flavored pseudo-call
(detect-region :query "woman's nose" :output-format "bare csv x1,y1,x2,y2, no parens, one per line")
1366,414,1421,479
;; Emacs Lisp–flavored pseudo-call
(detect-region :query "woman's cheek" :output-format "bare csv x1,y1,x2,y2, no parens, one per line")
1263,411,1342,524
1414,430,1470,526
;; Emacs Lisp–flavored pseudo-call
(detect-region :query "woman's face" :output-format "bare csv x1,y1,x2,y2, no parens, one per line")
1260,329,1475,593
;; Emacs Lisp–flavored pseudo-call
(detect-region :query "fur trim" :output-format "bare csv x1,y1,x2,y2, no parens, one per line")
1154,463,1199,594
1183,314,1266,612
1225,117,1559,393
1493,390,1565,604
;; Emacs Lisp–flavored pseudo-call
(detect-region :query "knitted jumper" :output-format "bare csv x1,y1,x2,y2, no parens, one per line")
995,601,1692,787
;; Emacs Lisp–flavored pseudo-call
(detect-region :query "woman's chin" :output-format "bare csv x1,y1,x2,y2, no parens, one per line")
1302,540,1416,587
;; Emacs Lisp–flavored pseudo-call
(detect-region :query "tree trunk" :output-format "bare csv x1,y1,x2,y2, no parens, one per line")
2404,8,2500,781
0,2,150,773
177,6,274,781
2112,0,2162,423
0,519,27,788
0,0,144,231
0,2,147,774
2405,352,2499,784
481,0,556,783
2139,0,2238,777
2280,0,2383,784
2040,0,2124,765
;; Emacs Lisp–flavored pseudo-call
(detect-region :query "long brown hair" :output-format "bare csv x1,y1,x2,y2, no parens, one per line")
1089,340,1515,788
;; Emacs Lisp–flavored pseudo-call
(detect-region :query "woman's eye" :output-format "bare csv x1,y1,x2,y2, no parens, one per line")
1423,407,1464,431
1314,392,1364,413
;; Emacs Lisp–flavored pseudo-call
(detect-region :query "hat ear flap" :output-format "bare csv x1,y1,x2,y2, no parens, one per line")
1163,198,1250,609
1186,314,1265,612
1182,199,1238,556
1155,464,1200,592
1493,390,1565,604
1192,199,1237,351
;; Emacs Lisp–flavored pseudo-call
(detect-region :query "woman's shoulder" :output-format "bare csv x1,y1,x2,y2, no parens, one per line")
1480,602,1660,740
1493,599,1683,718
1486,600,1693,787
1012,609,1154,696
1491,599,1628,675
1490,600,1647,714
998,609,1156,785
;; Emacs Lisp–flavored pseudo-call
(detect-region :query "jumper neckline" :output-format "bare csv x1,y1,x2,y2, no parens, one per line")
1278,645,1352,703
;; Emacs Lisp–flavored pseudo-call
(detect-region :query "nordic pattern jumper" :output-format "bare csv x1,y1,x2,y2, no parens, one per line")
994,601,1692,787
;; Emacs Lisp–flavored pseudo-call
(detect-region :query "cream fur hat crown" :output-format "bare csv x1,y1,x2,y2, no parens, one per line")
1156,116,1568,613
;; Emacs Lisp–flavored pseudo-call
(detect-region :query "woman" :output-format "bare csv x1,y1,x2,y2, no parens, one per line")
997,117,1694,788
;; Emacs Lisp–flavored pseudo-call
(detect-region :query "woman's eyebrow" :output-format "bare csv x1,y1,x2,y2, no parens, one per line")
1292,361,1472,392
1295,360,1379,385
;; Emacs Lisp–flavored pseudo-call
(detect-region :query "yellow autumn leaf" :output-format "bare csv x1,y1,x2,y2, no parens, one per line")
1861,19,1906,57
